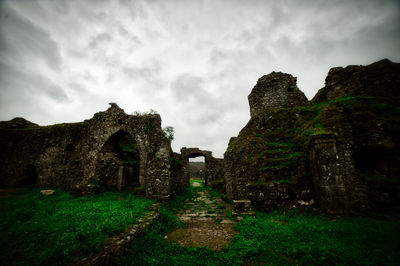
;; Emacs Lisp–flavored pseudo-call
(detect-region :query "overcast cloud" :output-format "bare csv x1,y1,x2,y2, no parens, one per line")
0,0,399,158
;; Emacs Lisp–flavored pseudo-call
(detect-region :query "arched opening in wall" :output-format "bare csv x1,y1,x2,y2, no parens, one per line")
189,156,205,187
96,130,141,190
25,164,38,186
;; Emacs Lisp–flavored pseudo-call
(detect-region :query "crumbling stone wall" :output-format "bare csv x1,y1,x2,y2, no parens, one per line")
313,59,400,102
309,134,349,212
170,152,186,195
0,103,174,201
224,118,314,211
248,72,308,117
225,59,400,213
207,157,225,193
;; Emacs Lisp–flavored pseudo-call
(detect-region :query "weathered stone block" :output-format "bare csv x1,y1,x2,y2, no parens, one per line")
232,199,255,216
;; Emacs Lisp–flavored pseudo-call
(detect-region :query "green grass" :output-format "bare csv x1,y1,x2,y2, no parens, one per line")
190,178,204,187
234,210,400,265
0,188,154,265
118,186,400,266
3,186,398,265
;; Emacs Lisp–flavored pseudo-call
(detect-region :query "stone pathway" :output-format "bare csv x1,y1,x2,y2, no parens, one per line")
167,188,241,251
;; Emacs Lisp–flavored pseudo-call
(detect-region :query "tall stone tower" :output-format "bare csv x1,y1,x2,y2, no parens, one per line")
248,72,309,117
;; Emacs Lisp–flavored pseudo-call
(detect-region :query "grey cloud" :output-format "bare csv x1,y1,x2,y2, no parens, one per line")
118,26,142,45
118,0,147,20
0,4,62,71
0,61,68,103
1,0,399,158
188,108,222,125
122,60,161,84
89,33,113,48
68,82,88,93
44,83,68,102
170,74,209,102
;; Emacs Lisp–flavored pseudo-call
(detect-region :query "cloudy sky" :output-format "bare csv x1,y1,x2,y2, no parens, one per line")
0,0,399,158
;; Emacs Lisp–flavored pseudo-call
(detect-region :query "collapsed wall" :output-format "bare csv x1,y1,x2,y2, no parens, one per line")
0,103,175,201
224,59,400,213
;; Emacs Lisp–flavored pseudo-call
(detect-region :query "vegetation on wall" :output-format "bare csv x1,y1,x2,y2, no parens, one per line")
163,126,175,141
226,95,400,185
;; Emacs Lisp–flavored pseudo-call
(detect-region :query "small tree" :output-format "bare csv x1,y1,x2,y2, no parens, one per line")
163,126,175,141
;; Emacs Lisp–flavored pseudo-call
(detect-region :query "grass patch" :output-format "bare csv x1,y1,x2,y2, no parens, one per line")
118,186,400,265
234,210,400,265
0,188,154,265
190,178,204,187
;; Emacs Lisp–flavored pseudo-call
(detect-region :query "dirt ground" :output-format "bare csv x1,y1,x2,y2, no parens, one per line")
167,188,240,251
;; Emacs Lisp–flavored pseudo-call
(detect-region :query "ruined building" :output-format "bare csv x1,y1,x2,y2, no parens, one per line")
0,104,175,200
0,59,398,213
224,59,400,213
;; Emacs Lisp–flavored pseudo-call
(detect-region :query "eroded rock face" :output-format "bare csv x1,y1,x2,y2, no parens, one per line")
313,59,400,102
0,104,178,200
248,72,309,117
225,59,400,213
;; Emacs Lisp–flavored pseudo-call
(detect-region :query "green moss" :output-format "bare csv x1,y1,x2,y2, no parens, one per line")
170,157,183,168
121,143,138,153
15,122,84,132
226,96,380,185
144,120,153,135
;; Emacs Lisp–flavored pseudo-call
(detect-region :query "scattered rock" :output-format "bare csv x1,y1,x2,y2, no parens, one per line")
40,190,55,196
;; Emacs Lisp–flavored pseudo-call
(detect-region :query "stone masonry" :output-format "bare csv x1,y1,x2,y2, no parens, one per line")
248,72,308,117
0,103,175,200
180,147,224,188
225,59,400,213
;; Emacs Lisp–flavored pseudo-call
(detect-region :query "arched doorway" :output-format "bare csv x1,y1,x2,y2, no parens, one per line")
96,130,141,190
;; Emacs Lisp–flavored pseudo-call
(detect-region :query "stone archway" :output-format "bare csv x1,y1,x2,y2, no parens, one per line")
95,130,142,190
181,148,213,187
0,103,174,200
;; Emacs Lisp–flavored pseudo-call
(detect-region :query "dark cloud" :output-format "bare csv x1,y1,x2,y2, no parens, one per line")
0,61,68,103
0,4,62,71
0,0,399,157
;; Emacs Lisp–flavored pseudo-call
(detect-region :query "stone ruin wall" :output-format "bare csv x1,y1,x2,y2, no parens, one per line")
1,59,397,213
248,72,309,117
225,60,399,213
0,103,178,201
